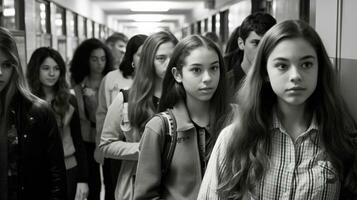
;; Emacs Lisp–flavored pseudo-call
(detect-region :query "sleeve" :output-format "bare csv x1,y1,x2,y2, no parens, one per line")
95,76,107,148
197,126,232,200
70,96,89,183
43,105,68,200
134,117,164,200
99,92,140,160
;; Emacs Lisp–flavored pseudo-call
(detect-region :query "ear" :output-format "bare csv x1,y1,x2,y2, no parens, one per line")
171,67,182,83
238,37,245,50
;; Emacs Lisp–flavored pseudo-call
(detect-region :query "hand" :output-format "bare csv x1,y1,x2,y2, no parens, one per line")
94,146,104,164
75,182,89,200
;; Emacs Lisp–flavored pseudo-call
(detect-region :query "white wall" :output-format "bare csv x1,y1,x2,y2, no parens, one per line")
51,0,106,24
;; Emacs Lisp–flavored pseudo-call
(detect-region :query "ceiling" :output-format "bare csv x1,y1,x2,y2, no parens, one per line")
90,0,207,35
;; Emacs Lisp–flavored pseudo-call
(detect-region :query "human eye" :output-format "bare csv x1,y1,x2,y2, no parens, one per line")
101,56,107,62
90,57,98,62
301,61,313,69
54,66,60,71
211,65,219,71
275,63,288,70
251,40,260,47
40,65,49,70
191,67,201,74
1,61,13,69
155,56,166,63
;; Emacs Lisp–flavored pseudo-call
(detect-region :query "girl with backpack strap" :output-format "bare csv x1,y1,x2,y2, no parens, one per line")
99,31,178,200
134,35,231,200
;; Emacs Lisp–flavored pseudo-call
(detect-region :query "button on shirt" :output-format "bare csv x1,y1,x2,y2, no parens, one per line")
198,112,340,200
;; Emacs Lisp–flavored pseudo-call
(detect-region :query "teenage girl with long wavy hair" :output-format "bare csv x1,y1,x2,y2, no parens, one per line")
134,35,230,200
27,47,89,200
198,20,357,200
0,27,67,200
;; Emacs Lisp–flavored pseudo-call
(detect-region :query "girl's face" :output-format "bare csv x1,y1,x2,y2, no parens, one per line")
89,48,106,75
154,42,175,79
174,47,220,103
0,49,14,93
132,45,143,68
39,57,60,88
266,38,318,108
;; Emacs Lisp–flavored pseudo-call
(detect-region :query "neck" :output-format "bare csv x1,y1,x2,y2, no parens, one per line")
277,102,311,140
241,56,251,74
88,73,102,81
154,77,162,98
186,96,210,127
42,85,55,102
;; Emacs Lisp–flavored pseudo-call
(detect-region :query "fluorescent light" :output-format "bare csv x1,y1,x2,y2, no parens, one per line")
130,7,169,12
130,3,169,12
132,14,163,22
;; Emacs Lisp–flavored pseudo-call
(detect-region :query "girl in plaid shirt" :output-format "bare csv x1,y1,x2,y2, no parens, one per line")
198,20,357,200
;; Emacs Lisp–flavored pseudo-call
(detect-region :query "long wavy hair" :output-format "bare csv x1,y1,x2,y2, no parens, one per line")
0,28,40,113
159,35,229,155
0,27,41,138
70,38,113,85
119,34,147,78
128,31,178,132
27,47,70,119
217,20,357,199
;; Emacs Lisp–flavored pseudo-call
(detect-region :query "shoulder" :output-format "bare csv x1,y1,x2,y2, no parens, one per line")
215,124,236,151
145,115,165,135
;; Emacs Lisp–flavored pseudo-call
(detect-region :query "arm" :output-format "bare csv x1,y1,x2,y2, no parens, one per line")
99,92,139,160
95,76,107,148
70,96,89,182
134,117,164,200
197,126,232,200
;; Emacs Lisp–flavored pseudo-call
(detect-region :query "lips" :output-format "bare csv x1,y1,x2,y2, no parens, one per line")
286,86,306,94
199,87,214,93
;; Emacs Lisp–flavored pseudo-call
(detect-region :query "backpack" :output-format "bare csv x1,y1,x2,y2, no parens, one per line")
156,109,177,177
120,89,177,176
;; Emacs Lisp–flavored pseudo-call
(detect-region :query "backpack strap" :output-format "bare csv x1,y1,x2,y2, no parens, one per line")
156,109,177,177
120,89,129,103
119,89,130,133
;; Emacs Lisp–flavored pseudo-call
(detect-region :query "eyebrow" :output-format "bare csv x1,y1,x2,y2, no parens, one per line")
189,60,219,66
273,55,316,61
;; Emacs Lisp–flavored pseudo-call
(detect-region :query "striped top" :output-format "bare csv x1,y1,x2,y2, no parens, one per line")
197,113,340,200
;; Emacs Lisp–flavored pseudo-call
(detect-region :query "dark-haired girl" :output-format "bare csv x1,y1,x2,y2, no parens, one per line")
27,47,89,200
134,35,230,200
198,20,357,200
70,38,113,200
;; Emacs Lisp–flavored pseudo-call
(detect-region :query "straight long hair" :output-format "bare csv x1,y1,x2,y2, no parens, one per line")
217,20,357,199
159,35,230,156
27,47,71,118
128,31,178,132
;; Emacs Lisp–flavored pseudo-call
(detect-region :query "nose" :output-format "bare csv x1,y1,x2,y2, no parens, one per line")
289,66,302,83
202,70,212,83
49,68,55,76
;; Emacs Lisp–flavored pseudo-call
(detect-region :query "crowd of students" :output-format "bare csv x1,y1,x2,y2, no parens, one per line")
1,12,357,200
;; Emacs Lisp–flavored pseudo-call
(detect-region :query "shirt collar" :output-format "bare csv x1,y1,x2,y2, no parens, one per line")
271,108,319,135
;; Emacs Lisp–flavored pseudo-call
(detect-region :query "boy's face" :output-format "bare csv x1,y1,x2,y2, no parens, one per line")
110,40,126,65
238,31,262,67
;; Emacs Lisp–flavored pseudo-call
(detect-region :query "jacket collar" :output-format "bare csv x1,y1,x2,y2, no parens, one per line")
171,101,195,132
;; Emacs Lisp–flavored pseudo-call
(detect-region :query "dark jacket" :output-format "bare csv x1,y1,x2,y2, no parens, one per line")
10,93,67,200
68,95,88,182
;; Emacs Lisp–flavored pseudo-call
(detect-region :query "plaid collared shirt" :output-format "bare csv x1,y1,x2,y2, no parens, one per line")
198,113,340,200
